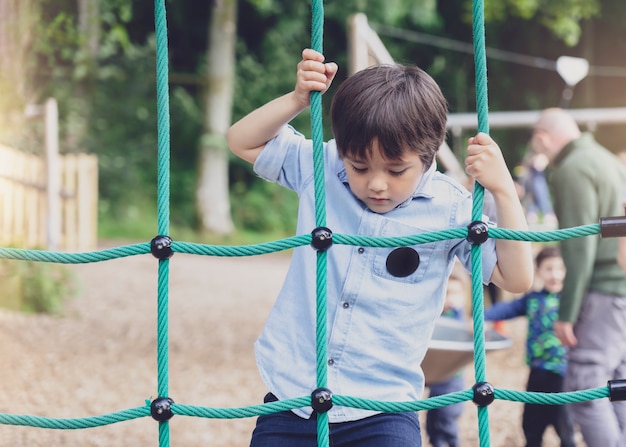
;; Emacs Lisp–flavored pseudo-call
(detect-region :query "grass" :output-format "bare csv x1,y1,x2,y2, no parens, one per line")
99,213,298,248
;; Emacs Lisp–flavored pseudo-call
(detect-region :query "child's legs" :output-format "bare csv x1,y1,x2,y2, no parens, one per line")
525,368,576,446
522,369,560,447
426,376,464,447
522,403,550,446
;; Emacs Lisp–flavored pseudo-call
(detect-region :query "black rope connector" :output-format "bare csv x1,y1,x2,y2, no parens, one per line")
472,382,495,407
467,221,489,245
608,379,626,401
150,235,174,259
150,396,175,421
311,227,333,252
311,387,333,413
599,216,626,238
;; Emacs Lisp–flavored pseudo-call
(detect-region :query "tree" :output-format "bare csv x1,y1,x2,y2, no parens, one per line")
0,0,41,148
195,0,237,234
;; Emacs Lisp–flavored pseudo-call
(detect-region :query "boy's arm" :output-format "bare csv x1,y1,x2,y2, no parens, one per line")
226,49,338,164
465,133,534,294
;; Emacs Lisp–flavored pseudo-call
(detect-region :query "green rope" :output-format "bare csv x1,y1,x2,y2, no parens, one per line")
470,0,492,445
0,224,601,264
0,386,609,429
154,0,171,445
0,407,150,429
0,0,622,445
309,1,331,446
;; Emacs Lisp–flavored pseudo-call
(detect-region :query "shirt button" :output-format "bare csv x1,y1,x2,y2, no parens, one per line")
327,359,335,366
358,247,365,254
342,302,350,309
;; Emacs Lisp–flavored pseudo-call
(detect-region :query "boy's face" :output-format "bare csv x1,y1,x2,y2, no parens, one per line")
536,255,566,294
343,139,425,214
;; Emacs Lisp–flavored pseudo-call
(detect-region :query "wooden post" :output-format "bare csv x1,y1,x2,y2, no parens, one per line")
347,13,394,75
45,98,61,251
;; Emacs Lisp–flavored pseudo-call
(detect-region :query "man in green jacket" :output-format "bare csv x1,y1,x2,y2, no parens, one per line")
531,107,626,446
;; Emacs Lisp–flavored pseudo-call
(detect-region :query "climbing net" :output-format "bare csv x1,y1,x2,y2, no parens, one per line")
1,1,625,446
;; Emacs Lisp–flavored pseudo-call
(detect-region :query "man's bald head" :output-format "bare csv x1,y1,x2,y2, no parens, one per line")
532,108,581,161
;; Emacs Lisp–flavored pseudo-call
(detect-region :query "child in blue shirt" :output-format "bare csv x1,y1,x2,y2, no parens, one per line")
228,48,533,447
484,246,575,447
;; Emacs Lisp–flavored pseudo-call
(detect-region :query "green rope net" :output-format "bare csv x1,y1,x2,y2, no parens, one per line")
0,0,618,446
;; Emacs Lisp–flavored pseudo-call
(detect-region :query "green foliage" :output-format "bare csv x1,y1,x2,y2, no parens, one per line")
5,0,626,242
483,0,601,46
0,259,76,314
229,156,298,234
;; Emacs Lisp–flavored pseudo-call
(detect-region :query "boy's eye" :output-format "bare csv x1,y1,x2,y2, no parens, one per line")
390,169,407,177
350,164,368,173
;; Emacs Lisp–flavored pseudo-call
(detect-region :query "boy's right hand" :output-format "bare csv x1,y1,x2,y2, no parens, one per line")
294,49,338,109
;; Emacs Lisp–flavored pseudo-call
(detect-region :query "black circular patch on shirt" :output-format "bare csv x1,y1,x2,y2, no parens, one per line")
386,247,420,278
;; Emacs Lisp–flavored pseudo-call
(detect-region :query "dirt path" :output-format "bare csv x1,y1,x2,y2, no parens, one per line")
0,243,580,446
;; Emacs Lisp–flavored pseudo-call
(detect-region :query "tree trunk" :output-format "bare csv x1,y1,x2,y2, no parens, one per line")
66,0,100,153
196,0,237,235
0,0,39,134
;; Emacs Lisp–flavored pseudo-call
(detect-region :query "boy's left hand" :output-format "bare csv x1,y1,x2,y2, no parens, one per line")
464,132,513,195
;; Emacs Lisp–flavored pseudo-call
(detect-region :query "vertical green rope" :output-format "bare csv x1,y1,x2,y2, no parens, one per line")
310,1,330,446
154,0,171,446
471,0,491,445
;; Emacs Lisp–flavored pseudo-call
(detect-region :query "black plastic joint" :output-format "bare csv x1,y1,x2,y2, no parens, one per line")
467,221,489,245
311,227,333,252
608,379,626,401
150,235,174,259
472,382,495,407
311,387,333,413
150,396,175,421
599,216,626,238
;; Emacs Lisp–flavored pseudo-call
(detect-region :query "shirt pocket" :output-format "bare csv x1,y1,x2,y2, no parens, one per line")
372,220,444,284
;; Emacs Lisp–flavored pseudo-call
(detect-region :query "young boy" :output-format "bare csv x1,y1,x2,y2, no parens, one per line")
227,48,533,447
484,246,576,447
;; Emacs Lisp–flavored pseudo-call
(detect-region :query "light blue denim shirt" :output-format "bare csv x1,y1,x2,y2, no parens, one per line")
253,125,497,422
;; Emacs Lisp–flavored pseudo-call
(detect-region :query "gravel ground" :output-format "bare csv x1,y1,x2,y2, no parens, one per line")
0,242,584,446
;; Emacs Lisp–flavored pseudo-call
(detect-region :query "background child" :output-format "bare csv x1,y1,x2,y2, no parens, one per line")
425,263,470,447
227,48,533,447
484,246,576,447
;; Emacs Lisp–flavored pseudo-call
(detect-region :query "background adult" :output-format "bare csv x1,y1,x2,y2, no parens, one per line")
531,107,626,446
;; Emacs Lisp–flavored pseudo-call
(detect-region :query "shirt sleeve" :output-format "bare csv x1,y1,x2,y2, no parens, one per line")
253,125,313,193
484,296,527,321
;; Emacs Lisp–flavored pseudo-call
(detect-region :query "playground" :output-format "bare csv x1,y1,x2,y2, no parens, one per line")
0,242,581,446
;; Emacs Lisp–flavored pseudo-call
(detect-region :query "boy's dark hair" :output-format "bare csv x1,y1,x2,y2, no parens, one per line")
330,64,448,168
535,245,561,268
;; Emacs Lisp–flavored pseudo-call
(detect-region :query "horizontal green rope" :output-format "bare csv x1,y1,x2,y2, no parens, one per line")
0,224,601,264
0,407,150,429
0,385,612,429
496,386,609,405
334,390,472,413
172,235,310,256
490,223,600,242
173,397,310,419
0,244,150,263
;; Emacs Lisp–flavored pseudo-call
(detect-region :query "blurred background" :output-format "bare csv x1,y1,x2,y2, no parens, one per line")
1,0,626,246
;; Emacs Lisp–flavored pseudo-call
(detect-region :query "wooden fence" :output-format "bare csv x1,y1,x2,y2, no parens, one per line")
0,144,98,251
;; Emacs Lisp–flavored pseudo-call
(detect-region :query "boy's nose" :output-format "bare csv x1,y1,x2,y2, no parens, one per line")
368,175,388,192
